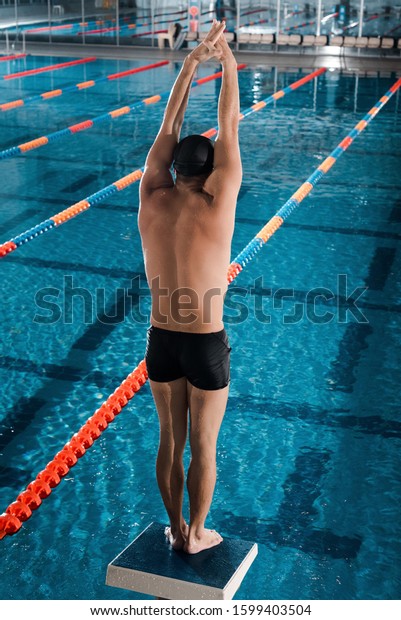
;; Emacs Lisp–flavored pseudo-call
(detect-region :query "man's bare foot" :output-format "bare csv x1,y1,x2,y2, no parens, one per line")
164,522,189,551
184,529,223,554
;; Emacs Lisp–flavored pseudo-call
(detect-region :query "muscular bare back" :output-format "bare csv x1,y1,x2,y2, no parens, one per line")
138,180,236,333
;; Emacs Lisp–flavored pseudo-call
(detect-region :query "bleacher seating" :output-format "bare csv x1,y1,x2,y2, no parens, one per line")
155,25,400,55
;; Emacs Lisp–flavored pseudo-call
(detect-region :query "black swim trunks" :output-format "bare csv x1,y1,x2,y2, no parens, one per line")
145,326,231,390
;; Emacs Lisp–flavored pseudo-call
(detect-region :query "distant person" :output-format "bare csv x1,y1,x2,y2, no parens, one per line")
138,20,242,554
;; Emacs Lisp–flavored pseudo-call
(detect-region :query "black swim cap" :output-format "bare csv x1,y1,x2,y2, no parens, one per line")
173,135,214,177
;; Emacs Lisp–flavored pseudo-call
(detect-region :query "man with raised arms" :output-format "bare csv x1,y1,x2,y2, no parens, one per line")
139,20,241,554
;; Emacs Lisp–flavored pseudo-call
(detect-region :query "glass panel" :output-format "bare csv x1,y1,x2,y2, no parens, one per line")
128,0,151,48
3,0,399,51
72,0,119,47
199,0,237,31
385,2,401,38
0,0,49,50
17,0,89,47
116,0,139,47
360,0,395,37
236,0,276,46
277,1,338,36
14,0,143,48
329,0,399,38
0,0,20,52
119,0,189,49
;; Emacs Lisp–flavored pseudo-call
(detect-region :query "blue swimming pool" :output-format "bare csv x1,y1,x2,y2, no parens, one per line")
0,55,400,600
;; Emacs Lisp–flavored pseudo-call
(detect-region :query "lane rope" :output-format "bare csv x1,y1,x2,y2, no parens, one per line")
0,66,323,258
0,60,169,112
0,54,27,62
1,76,399,539
0,64,246,161
2,57,97,81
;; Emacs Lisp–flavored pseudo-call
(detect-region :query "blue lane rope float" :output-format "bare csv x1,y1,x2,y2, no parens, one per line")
1,76,399,539
0,64,246,160
0,66,321,258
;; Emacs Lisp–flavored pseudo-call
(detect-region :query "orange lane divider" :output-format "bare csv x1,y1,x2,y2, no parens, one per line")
2,78,399,538
2,56,97,81
0,360,148,540
0,60,169,112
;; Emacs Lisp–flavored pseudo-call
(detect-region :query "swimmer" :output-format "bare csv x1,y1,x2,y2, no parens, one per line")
138,20,242,554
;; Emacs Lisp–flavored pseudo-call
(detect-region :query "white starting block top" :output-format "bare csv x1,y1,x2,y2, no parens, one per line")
106,522,258,600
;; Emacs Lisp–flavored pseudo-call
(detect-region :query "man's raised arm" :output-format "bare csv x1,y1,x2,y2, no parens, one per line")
204,34,242,200
141,20,225,194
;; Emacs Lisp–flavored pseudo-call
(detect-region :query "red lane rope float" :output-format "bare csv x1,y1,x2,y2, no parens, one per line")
107,60,168,80
3,77,398,541
0,64,245,161
2,56,97,81
0,360,148,540
0,60,169,112
0,53,27,62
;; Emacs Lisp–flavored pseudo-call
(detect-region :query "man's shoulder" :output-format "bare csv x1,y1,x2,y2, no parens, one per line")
140,184,175,206
140,166,175,198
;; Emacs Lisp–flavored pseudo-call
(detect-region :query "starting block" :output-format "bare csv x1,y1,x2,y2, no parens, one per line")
106,522,258,600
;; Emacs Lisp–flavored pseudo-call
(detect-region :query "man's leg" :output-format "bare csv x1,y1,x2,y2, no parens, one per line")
184,382,229,554
149,377,188,550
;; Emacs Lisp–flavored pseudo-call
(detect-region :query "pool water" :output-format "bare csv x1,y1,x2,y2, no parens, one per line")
0,55,400,600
